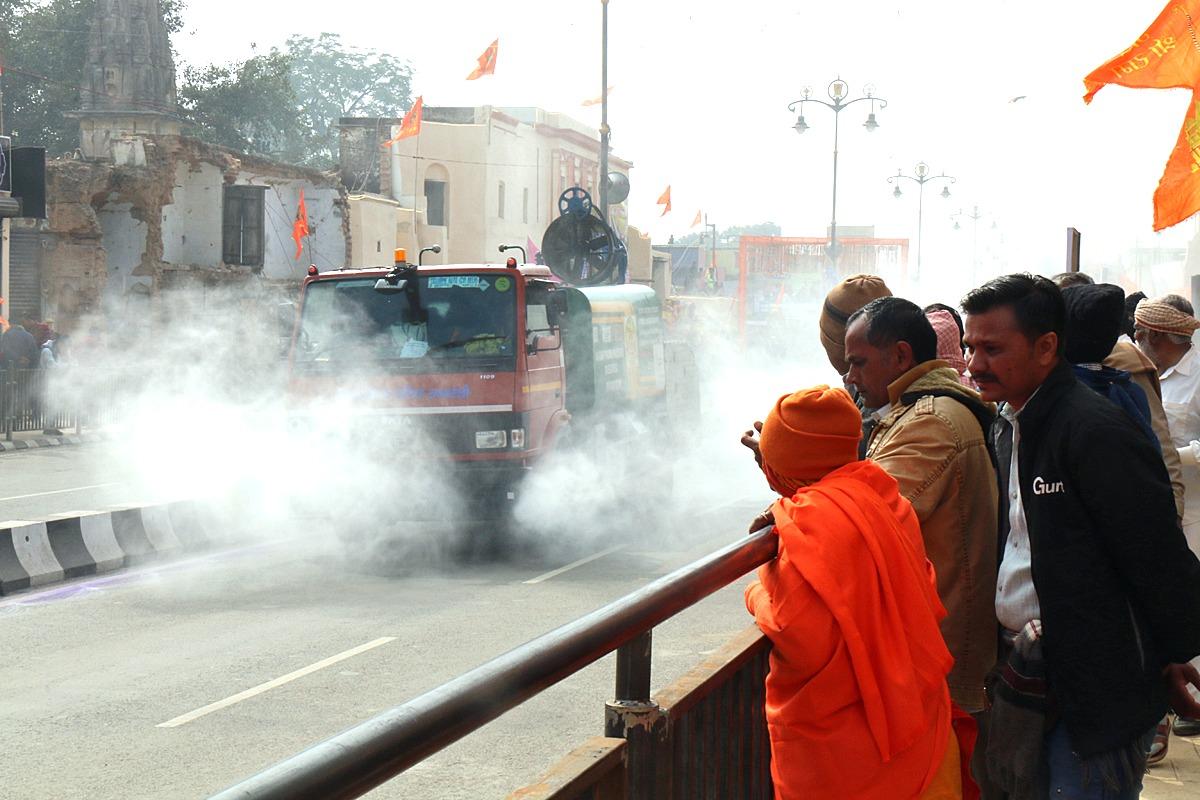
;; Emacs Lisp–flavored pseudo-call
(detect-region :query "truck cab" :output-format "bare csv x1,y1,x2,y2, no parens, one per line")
286,252,675,523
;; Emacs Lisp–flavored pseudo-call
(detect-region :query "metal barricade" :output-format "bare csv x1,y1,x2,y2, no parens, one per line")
210,529,779,800
509,626,772,800
0,364,131,438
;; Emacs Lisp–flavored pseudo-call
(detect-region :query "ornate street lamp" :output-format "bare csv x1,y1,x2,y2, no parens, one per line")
951,205,997,285
789,79,887,266
887,162,955,282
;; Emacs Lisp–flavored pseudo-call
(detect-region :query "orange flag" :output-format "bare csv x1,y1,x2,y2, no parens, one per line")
657,186,672,217
1084,1,1200,230
692,210,702,227
386,96,423,146
292,189,310,261
583,86,615,107
467,39,499,80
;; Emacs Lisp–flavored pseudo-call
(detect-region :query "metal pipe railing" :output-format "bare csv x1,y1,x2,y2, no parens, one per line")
210,528,778,800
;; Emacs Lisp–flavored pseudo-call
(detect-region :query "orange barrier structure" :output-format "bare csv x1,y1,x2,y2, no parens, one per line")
736,235,909,342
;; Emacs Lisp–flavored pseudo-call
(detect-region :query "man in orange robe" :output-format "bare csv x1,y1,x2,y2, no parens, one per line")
745,385,962,799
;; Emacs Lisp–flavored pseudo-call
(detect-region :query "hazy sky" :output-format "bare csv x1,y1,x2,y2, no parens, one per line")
174,1,1199,285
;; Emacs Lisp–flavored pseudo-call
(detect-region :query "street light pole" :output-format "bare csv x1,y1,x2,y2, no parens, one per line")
952,205,994,285
789,79,886,268
706,215,717,291
598,0,610,220
888,162,955,282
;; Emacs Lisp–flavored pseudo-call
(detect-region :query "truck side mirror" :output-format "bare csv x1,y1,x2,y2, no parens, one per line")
548,292,568,327
528,330,562,355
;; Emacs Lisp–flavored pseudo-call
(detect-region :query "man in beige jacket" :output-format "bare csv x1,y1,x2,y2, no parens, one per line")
844,296,999,713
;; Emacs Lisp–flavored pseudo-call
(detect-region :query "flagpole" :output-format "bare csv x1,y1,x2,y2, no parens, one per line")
598,0,610,220
414,130,421,259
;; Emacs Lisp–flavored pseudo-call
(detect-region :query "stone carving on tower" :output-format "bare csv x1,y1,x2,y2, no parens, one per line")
72,0,182,162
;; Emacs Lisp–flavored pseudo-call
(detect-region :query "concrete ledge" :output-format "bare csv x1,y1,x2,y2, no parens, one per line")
0,504,216,596
1,522,64,591
0,431,111,454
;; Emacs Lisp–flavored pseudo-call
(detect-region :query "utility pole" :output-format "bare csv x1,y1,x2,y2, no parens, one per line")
1,67,9,326
706,215,717,292
598,0,610,220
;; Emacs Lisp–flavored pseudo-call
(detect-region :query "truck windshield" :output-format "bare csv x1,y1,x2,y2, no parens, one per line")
294,275,517,369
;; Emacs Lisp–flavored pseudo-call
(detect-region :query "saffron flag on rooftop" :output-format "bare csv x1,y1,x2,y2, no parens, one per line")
386,96,423,146
583,86,615,107
292,189,310,261
692,210,702,227
657,186,672,217
467,39,499,80
1084,1,1200,230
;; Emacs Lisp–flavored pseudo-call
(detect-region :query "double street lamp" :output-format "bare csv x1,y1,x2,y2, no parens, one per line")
887,162,955,282
789,79,887,265
952,205,998,285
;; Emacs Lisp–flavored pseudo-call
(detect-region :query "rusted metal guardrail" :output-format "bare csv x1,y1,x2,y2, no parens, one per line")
210,528,778,800
509,626,772,799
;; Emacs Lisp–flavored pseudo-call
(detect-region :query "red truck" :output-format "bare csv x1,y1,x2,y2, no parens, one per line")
286,250,688,525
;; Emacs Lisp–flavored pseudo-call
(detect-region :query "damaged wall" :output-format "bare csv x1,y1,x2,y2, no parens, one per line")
41,135,352,332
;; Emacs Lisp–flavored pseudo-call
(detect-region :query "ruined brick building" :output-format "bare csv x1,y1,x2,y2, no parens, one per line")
19,0,350,336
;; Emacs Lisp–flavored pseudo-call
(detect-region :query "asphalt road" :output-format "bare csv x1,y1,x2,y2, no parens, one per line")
0,443,169,521
0,483,769,799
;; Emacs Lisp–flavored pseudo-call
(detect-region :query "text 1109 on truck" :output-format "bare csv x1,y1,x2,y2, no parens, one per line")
285,242,698,528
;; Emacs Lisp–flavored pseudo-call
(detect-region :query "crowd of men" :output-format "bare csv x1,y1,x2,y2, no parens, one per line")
742,272,1200,799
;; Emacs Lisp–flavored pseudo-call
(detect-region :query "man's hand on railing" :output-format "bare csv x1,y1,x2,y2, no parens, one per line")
740,420,764,469
749,505,774,534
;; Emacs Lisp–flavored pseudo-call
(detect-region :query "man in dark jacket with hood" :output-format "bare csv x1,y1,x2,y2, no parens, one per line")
1062,283,1156,445
963,273,1200,799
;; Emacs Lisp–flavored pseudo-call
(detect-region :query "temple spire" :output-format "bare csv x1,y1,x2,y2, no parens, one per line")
73,0,181,160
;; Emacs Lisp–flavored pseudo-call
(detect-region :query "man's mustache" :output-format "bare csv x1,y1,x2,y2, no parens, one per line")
972,373,998,383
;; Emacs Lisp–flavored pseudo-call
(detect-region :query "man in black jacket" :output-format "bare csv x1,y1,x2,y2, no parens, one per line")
962,273,1200,798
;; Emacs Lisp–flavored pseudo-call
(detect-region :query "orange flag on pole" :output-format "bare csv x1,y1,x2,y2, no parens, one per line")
692,210,702,227
385,96,423,146
583,86,615,107
467,39,499,80
292,189,310,261
657,186,672,217
1084,1,1200,230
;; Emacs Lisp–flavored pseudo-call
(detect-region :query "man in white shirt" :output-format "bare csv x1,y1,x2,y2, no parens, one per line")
1134,295,1200,554
1134,294,1200,739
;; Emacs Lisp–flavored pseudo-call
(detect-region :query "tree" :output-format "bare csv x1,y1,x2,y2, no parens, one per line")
1,0,187,154
280,33,414,168
1,3,412,168
670,221,782,247
180,35,414,167
3,0,98,153
178,52,306,161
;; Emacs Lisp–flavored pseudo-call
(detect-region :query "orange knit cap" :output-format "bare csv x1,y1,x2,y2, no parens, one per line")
759,385,863,496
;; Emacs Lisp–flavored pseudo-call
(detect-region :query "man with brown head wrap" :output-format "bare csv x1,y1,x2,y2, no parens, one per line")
1134,295,1200,740
742,274,892,463
1135,295,1200,554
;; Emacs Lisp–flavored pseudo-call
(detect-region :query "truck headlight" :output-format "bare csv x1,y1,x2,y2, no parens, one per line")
475,430,508,449
510,428,526,449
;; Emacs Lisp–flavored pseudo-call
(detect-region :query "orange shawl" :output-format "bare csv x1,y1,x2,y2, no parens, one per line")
746,459,954,799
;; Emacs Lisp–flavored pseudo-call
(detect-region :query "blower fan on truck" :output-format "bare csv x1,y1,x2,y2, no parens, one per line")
541,187,627,286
